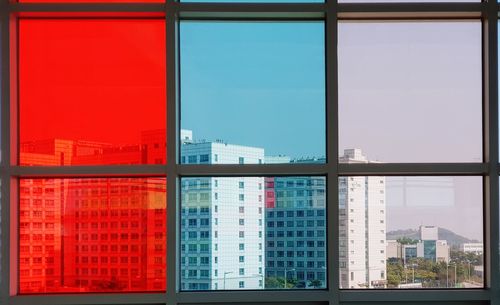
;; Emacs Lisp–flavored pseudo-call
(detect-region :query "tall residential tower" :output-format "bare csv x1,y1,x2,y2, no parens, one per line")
339,149,387,288
180,131,265,290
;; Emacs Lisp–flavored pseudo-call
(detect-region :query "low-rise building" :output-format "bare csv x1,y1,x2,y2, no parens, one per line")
460,243,483,255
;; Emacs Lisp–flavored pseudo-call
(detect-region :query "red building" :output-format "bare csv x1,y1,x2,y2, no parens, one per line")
264,177,276,209
19,131,167,293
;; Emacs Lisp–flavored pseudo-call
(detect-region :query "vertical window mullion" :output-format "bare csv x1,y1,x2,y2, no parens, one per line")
166,3,179,304
485,0,500,300
1,10,17,300
327,2,340,304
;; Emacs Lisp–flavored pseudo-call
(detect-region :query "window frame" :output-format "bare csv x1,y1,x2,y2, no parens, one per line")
0,1,496,305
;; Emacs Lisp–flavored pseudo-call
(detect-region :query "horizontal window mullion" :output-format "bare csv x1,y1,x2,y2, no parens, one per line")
176,2,325,19
9,293,166,305
339,289,491,302
337,10,481,20
176,290,331,303
176,2,325,11
178,164,328,176
339,163,488,176
9,2,166,12
337,2,484,13
177,163,490,176
316,2,488,20
6,2,489,18
10,165,168,177
178,12,324,20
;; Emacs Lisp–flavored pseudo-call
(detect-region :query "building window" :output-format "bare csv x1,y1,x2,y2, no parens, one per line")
200,154,209,163
19,178,166,293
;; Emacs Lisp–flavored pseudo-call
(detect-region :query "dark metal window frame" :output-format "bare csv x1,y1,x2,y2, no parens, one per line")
0,0,496,304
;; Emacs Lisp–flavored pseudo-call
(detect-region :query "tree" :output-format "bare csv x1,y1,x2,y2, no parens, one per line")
265,277,283,289
397,237,418,245
97,276,126,291
286,277,298,288
387,261,404,287
308,279,323,288
265,277,297,289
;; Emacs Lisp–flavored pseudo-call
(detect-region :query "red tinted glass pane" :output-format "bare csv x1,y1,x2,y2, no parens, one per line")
19,19,166,166
19,177,167,294
20,0,162,5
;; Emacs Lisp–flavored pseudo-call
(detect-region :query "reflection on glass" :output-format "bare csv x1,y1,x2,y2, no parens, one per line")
339,161,482,289
180,22,325,164
180,176,326,290
338,21,481,163
19,178,167,294
19,19,166,166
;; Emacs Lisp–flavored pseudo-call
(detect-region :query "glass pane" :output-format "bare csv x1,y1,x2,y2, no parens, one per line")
19,177,167,294
180,176,326,290
19,19,166,166
180,22,325,164
0,181,1,289
339,0,477,4
182,0,321,3
338,21,481,163
339,173,483,289
20,0,162,5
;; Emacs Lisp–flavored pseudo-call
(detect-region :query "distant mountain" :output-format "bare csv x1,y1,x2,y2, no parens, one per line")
386,227,479,248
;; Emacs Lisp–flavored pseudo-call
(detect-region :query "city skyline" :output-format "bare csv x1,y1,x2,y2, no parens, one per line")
15,128,483,292
19,127,483,241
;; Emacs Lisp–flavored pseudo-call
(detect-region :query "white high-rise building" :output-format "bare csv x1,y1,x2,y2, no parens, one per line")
180,130,265,290
339,149,387,288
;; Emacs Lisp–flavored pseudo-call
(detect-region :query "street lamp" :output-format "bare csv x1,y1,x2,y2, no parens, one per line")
467,260,471,282
448,262,457,288
454,263,457,287
405,265,408,284
410,264,416,283
283,268,296,289
446,263,449,288
223,271,233,290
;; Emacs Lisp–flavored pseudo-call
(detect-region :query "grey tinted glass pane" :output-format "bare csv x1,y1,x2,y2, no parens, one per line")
180,22,325,164
180,176,326,290
339,21,482,163
339,175,483,289
340,0,477,3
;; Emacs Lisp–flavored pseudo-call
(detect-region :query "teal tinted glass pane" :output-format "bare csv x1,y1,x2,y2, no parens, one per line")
182,0,322,4
180,22,325,163
180,176,326,291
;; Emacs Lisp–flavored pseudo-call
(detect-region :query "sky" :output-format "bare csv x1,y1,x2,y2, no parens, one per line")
338,21,482,163
339,22,483,239
20,19,166,145
180,20,484,241
17,19,485,241
180,21,325,159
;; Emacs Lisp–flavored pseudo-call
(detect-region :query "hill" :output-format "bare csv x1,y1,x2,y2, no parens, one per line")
386,227,479,248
